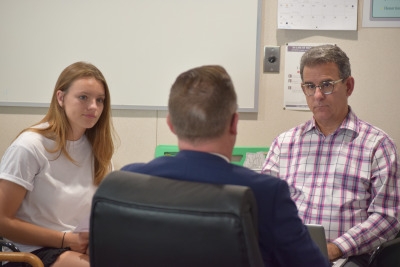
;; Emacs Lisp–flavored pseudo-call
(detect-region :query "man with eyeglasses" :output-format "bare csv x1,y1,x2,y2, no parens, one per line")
262,44,399,266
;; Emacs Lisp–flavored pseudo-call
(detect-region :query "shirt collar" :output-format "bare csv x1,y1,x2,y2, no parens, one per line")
211,152,230,163
303,106,359,136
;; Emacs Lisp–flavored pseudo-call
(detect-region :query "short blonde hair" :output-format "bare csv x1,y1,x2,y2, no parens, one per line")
168,65,237,142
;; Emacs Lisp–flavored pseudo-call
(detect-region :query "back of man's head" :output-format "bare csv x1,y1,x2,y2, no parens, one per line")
168,65,237,142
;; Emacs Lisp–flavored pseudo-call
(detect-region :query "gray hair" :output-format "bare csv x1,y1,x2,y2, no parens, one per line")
300,44,351,80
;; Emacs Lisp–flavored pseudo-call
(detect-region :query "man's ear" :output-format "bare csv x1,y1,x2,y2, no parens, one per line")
166,113,176,135
229,112,239,135
56,90,64,107
345,76,355,96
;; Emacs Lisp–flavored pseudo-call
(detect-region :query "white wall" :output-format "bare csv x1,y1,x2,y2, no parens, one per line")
1,0,399,170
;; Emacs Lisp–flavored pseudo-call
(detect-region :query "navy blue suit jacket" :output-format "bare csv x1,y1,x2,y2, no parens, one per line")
121,150,330,267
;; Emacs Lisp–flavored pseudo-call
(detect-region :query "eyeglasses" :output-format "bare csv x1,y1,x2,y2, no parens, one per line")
301,79,343,96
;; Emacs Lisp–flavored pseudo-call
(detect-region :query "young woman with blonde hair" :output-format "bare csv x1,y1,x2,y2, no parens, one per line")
0,61,116,267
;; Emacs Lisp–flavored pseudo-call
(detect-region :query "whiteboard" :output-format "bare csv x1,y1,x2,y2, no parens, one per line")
0,0,261,111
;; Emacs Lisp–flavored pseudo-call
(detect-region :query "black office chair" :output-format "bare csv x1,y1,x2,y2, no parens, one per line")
0,238,44,267
89,170,264,267
331,232,400,267
368,233,400,267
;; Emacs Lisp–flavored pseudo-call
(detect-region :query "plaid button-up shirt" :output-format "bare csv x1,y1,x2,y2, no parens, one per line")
262,107,400,257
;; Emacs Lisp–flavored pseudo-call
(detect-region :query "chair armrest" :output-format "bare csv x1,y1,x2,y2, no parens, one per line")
0,252,44,267
368,237,400,267
332,258,348,267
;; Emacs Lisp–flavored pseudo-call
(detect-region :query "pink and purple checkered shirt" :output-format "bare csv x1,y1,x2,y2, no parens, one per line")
262,107,400,257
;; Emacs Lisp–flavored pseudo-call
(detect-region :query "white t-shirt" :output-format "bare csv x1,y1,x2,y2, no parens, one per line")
0,126,97,252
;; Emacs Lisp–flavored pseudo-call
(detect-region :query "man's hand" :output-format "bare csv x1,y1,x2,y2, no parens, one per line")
327,242,343,262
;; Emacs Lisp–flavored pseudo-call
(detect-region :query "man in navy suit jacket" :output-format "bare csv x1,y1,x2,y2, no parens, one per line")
122,65,330,267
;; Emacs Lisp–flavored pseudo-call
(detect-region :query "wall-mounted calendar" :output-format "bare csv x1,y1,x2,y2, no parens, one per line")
277,0,358,30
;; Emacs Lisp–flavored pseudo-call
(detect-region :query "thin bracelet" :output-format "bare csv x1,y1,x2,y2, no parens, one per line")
61,232,66,248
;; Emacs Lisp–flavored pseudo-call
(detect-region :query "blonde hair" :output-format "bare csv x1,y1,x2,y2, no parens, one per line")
20,61,116,185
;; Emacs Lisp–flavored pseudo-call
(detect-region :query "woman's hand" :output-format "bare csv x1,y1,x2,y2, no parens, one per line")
63,232,89,254
79,232,90,255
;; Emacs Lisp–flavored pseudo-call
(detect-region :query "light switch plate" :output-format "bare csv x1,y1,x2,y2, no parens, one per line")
264,46,280,73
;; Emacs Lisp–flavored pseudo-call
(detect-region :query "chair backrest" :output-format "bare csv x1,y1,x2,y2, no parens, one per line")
90,170,264,267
